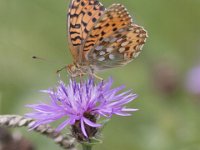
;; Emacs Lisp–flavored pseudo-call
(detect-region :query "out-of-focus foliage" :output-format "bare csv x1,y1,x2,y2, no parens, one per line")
0,0,200,150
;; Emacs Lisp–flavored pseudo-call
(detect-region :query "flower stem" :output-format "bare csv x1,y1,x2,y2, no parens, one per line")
0,115,76,150
82,144,92,150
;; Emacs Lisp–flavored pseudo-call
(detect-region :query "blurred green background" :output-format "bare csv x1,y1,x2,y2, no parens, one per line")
1,0,200,150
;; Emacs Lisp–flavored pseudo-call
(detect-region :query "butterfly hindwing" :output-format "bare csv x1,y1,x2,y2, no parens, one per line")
87,24,147,70
80,4,147,70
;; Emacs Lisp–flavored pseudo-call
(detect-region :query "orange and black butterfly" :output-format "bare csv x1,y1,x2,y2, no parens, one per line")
66,0,148,79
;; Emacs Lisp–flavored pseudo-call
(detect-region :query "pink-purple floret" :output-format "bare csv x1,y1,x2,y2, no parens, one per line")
26,77,138,137
186,65,200,95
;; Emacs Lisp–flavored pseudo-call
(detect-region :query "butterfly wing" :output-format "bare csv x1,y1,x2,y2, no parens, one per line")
81,4,147,71
67,0,105,62
88,24,147,71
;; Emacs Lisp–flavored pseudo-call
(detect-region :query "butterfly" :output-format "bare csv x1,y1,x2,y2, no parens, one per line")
66,0,148,79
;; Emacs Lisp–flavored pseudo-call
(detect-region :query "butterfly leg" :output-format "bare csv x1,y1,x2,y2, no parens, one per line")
79,74,83,84
92,73,103,81
89,67,103,80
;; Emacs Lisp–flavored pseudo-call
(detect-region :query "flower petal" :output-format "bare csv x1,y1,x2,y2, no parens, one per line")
81,118,88,137
56,119,71,132
83,117,101,127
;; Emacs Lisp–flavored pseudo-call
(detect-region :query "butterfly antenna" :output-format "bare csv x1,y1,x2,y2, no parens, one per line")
32,56,66,74
32,56,47,61
56,66,66,74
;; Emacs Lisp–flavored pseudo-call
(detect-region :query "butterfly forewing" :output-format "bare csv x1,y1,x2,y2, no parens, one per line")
81,4,132,56
67,0,105,62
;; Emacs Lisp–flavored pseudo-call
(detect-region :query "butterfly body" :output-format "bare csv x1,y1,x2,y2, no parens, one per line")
67,63,92,77
66,0,148,78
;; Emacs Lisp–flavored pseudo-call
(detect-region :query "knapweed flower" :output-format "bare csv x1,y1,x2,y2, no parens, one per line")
186,64,200,95
26,78,138,141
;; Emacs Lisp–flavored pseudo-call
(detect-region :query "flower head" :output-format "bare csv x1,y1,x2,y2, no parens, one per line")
26,78,138,141
186,64,200,95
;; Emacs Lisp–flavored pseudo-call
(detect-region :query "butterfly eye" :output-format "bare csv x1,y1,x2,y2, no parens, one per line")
67,64,84,78
67,64,76,75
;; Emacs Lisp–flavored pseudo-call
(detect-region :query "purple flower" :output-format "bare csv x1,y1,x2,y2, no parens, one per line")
26,77,138,140
186,65,200,95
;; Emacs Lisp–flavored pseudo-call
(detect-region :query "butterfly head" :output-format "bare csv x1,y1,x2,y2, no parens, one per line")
67,64,85,78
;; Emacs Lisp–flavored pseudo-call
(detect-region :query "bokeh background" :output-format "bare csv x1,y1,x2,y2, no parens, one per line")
1,0,200,150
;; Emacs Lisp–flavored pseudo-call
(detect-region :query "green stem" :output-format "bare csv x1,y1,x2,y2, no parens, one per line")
82,144,92,150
